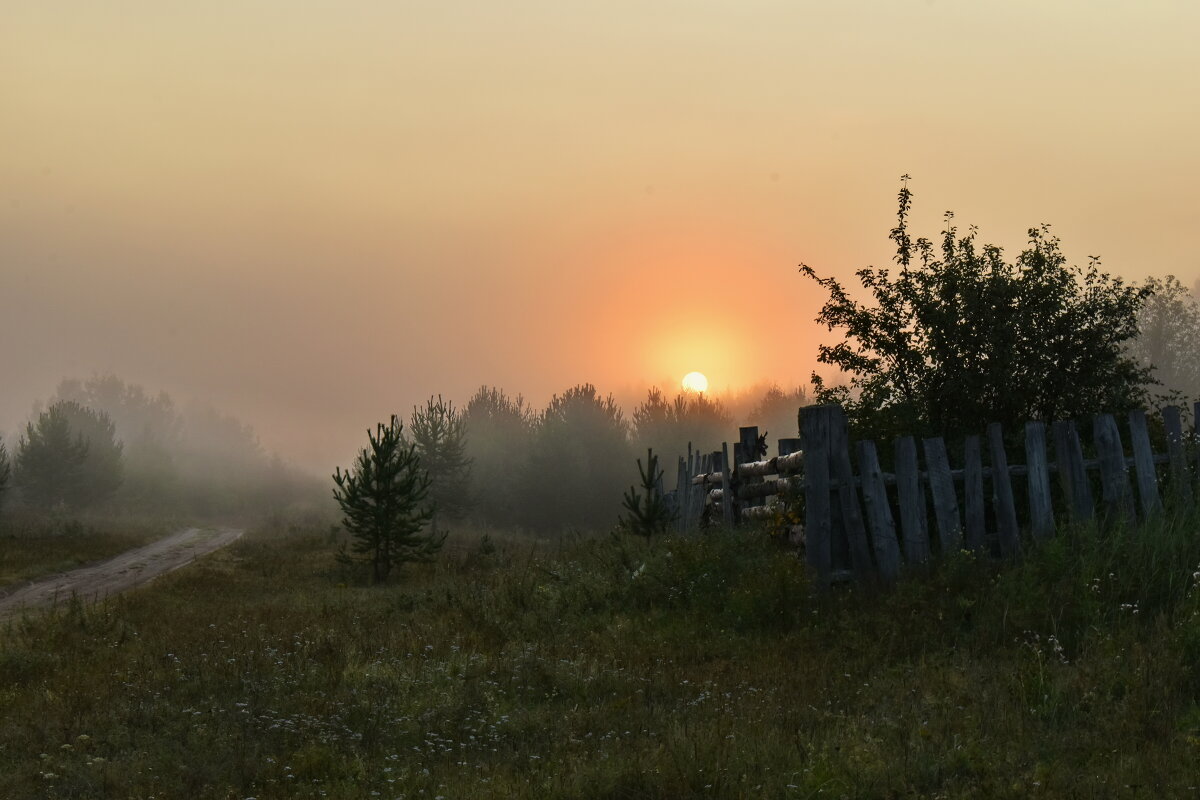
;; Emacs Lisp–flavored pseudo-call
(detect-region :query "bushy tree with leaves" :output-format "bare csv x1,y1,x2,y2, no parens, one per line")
620,448,675,537
16,401,123,509
409,395,472,526
333,416,441,583
802,178,1152,442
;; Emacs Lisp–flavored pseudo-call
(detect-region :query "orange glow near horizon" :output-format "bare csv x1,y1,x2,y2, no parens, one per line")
4,2,1199,470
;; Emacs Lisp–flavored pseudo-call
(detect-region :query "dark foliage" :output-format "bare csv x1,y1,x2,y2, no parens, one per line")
16,401,123,509
518,384,632,532
620,448,675,537
409,395,472,523
802,178,1152,442
333,416,440,583
463,386,533,527
631,388,732,464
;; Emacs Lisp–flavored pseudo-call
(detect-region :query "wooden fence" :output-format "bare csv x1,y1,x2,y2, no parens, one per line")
663,403,1198,585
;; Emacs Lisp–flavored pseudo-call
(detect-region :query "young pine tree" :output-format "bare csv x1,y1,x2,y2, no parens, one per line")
332,416,441,583
620,448,675,537
409,395,472,529
0,440,10,515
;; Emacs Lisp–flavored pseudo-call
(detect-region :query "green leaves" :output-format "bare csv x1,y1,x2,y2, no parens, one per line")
802,180,1153,442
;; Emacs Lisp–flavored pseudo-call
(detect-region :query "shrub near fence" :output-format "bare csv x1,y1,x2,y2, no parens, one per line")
665,403,1198,587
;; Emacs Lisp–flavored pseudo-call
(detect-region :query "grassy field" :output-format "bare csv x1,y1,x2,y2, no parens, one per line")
2,512,1200,798
0,512,174,590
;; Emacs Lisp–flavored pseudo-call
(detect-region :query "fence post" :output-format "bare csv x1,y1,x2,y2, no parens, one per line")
675,455,689,534
857,439,900,582
739,426,764,513
1128,409,1162,518
1161,405,1192,507
719,443,735,528
1052,420,1094,521
1025,421,1054,540
894,436,930,564
829,407,874,579
800,405,834,585
962,435,987,552
922,436,963,554
988,422,1021,558
1093,413,1136,525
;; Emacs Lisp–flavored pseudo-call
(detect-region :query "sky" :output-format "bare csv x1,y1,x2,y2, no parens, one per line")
3,0,1199,471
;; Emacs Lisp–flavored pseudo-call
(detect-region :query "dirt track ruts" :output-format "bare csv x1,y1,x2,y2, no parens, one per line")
0,527,243,619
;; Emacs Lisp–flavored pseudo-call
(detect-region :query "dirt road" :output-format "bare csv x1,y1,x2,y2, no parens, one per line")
0,527,243,619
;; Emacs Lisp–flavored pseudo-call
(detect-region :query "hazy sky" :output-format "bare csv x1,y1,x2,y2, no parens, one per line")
3,0,1198,470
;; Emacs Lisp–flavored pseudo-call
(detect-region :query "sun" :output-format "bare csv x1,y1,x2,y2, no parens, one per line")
681,371,709,393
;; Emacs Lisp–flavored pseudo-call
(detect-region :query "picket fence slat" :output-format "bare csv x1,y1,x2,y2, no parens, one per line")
1094,413,1136,525
923,437,962,553
857,439,900,582
718,444,735,528
831,409,874,579
1128,409,1162,517
1025,421,1054,540
988,423,1021,558
962,435,987,552
800,406,834,584
894,436,930,564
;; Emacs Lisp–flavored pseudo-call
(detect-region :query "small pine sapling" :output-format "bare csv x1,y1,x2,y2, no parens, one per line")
332,416,443,583
621,448,675,537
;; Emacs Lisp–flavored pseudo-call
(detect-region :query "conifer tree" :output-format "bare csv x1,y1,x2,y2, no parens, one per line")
16,403,93,508
0,440,10,515
620,448,675,537
333,416,441,583
409,395,472,527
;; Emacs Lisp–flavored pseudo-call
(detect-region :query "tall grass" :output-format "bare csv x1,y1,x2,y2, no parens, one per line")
2,510,1200,798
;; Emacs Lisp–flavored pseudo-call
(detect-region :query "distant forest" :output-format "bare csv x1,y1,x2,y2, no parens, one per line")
0,374,317,521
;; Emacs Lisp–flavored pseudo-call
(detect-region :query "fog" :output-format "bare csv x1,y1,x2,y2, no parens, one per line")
4,0,1199,474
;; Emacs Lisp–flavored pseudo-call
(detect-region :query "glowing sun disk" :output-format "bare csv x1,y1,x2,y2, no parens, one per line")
682,371,709,393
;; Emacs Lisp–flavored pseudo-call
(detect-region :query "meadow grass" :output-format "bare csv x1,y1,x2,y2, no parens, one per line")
0,511,174,590
2,511,1200,798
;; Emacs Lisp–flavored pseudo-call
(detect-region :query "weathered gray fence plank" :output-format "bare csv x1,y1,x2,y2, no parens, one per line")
719,444,735,528
1161,405,1192,507
922,436,963,553
1128,409,1161,517
857,439,900,581
1025,421,1054,540
800,406,834,583
1093,413,1136,525
1055,420,1093,521
988,423,1021,558
962,435,987,552
830,408,875,579
738,426,763,512
894,436,930,564
676,455,689,533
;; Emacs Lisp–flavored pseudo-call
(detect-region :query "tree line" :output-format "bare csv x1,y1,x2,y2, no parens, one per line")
0,375,317,520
